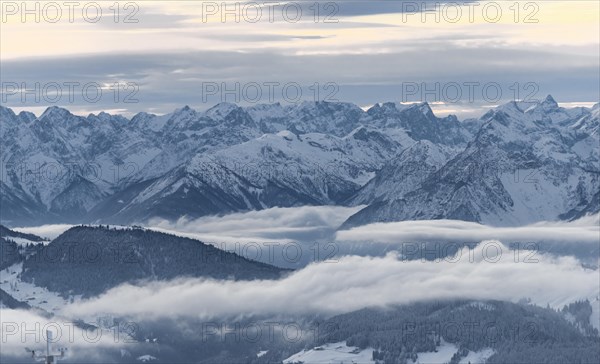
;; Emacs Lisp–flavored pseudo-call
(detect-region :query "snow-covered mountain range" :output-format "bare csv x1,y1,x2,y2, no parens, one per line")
1,96,598,227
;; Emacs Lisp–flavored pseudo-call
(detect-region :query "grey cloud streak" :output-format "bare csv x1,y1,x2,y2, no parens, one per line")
2,43,597,116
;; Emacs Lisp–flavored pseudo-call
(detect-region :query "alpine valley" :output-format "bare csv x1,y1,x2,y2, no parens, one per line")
1,97,599,364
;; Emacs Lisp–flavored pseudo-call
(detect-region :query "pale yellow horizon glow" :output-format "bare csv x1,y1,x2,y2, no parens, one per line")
1,0,598,60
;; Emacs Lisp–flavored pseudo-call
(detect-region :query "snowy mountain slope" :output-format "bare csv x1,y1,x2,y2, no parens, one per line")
0,105,159,224
284,100,365,136
1,100,372,217
1,96,597,226
89,126,400,224
344,97,599,227
204,127,400,199
346,140,461,206
364,101,472,145
283,342,375,364
88,163,264,224
569,102,600,137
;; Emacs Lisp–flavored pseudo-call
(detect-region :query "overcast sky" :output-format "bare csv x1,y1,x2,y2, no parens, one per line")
1,0,598,118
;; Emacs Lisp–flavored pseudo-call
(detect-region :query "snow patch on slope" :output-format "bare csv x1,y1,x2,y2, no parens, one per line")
0,263,76,313
283,342,374,364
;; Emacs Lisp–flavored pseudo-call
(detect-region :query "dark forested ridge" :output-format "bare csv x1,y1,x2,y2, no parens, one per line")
0,225,45,270
20,225,290,297
1,223,598,363
315,300,600,364
0,238,21,271
0,225,46,242
12,299,589,364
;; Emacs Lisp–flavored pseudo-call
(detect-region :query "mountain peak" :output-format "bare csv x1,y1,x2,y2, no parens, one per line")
416,101,434,117
0,105,17,119
540,94,559,110
132,111,155,119
205,102,239,118
368,101,420,114
172,105,196,116
18,110,37,123
92,111,114,122
543,94,557,104
398,102,436,120
39,105,73,121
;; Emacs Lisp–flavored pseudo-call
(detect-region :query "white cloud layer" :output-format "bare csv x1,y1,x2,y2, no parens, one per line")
63,241,599,321
13,224,74,240
146,205,363,244
12,211,599,269
336,214,600,244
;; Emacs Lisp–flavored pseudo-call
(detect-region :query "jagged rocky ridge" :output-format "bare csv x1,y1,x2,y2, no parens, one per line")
1,96,598,227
